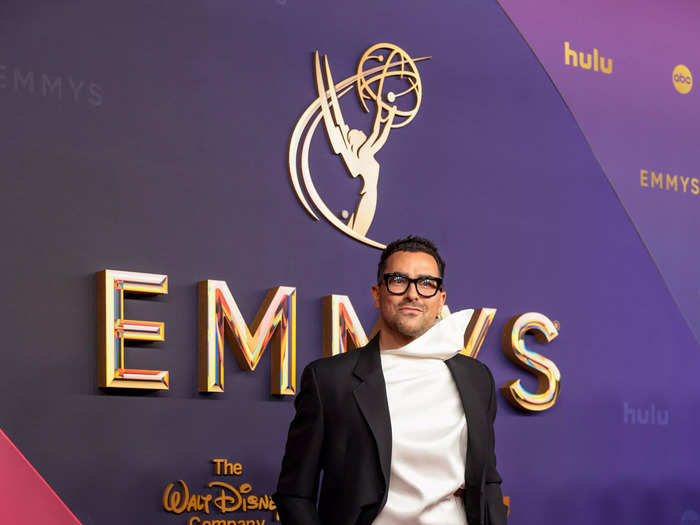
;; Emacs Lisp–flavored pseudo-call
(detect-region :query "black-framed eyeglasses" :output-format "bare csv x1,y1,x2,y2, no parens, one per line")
381,273,443,297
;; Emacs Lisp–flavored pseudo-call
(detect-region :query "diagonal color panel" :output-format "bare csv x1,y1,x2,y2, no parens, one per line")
0,428,82,524
497,0,700,344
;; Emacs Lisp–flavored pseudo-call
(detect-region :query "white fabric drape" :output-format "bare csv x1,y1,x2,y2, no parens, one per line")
373,309,473,525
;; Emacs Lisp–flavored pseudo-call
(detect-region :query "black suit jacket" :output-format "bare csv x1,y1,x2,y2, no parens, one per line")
274,336,507,525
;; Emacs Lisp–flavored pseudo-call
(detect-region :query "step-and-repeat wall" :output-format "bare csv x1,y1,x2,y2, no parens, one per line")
1,1,698,524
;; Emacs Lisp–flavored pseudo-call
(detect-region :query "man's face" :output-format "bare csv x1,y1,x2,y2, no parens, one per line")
371,250,446,347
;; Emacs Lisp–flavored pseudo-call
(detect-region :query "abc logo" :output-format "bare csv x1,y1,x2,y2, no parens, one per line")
672,64,693,94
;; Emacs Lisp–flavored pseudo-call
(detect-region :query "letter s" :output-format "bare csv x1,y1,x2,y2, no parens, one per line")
89,83,103,106
500,313,561,412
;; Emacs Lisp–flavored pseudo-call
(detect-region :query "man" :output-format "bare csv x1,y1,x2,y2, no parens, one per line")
274,236,507,525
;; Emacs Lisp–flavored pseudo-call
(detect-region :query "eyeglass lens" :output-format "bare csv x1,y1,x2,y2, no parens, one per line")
385,274,440,297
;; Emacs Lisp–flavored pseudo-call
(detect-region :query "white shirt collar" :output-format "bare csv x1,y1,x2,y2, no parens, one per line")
381,309,474,360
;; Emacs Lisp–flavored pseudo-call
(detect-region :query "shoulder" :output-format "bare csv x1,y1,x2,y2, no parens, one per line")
302,346,365,380
304,348,361,374
451,353,492,372
301,338,378,390
448,353,496,386
304,336,378,374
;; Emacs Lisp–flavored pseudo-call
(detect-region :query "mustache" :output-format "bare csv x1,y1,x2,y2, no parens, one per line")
397,300,424,311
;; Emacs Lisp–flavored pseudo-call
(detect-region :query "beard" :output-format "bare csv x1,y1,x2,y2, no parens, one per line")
383,303,437,339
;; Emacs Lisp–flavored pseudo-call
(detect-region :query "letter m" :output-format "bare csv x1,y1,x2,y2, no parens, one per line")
14,69,34,92
666,173,678,191
41,74,62,98
322,295,369,357
198,281,296,395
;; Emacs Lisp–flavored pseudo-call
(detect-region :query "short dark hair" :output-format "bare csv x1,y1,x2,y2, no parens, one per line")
377,235,445,283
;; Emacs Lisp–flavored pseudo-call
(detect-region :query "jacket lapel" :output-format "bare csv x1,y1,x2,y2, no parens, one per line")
352,336,392,494
445,356,487,491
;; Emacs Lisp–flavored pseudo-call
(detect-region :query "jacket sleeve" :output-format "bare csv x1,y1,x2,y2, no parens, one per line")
273,364,325,525
484,365,508,525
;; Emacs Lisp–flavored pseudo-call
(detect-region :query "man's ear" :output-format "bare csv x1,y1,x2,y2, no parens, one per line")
371,284,381,309
438,289,447,311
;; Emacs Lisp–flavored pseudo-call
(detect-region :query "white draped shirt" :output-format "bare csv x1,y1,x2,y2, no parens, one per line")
373,309,473,525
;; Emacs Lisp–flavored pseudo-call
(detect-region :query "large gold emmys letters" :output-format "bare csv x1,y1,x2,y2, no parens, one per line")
322,295,369,357
198,281,296,395
500,313,561,411
97,270,169,389
289,43,429,249
322,298,499,360
321,299,559,411
97,271,560,411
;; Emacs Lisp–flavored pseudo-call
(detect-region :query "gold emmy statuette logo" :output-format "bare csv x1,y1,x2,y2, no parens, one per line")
672,64,693,95
289,43,429,249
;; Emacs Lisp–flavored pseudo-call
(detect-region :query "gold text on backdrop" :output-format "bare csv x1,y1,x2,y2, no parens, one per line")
97,270,561,411
639,169,700,195
198,281,296,395
500,313,561,412
97,270,169,389
563,41,613,74
162,459,277,523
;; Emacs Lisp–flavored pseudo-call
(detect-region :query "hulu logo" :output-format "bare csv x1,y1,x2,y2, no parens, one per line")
623,402,669,426
564,41,613,74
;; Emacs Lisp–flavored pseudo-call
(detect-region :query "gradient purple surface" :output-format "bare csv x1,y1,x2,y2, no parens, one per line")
0,1,697,524
497,0,700,345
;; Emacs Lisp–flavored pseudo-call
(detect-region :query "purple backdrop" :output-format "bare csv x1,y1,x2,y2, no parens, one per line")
0,1,697,524
498,0,700,345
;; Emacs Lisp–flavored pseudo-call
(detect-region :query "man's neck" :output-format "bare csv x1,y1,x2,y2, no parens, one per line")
378,317,443,350
378,330,416,350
